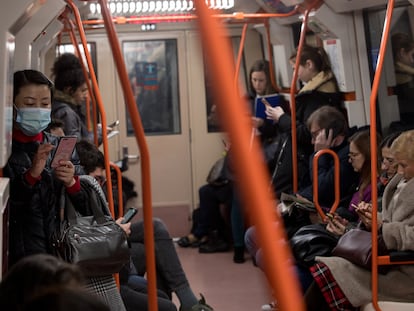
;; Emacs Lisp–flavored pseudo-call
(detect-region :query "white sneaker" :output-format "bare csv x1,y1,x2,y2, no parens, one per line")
261,301,277,311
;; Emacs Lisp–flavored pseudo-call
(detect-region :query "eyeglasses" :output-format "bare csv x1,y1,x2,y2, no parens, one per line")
348,152,361,159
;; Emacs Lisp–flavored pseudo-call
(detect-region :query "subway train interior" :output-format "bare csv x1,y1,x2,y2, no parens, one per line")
1,0,414,310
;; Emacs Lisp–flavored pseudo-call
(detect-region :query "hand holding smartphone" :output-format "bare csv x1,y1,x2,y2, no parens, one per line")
121,207,138,224
50,136,77,168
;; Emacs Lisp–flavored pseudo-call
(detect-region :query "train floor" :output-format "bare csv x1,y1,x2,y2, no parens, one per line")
172,245,272,311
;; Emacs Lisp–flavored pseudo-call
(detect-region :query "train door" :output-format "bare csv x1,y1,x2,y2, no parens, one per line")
107,30,194,235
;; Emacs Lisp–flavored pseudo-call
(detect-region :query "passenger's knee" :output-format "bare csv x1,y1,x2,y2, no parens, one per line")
152,218,171,239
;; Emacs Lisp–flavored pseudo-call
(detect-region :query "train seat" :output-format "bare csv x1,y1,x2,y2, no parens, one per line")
361,301,414,311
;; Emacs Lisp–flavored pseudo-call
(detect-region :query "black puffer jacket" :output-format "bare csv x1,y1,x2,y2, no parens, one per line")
3,131,86,266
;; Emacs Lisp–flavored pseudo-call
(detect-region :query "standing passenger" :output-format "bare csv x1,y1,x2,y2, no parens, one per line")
3,69,85,267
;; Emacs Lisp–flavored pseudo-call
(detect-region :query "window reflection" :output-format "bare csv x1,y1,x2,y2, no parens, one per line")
391,32,414,124
123,40,180,135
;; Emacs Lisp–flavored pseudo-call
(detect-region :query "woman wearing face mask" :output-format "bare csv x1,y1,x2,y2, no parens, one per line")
3,69,86,267
51,53,99,142
5,70,127,311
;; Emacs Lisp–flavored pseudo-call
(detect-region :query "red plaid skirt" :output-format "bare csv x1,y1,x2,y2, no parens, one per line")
310,262,359,311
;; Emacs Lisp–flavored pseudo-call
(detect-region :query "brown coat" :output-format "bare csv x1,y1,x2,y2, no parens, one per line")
316,174,414,307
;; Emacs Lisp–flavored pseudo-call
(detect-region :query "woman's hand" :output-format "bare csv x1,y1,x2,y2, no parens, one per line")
326,215,349,236
265,106,285,122
54,160,76,187
29,143,55,178
116,218,131,236
355,202,377,230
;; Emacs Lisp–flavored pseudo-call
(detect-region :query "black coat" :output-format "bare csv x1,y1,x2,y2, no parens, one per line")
3,132,86,266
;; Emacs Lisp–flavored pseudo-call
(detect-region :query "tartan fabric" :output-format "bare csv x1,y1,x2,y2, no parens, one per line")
310,262,358,311
85,275,126,311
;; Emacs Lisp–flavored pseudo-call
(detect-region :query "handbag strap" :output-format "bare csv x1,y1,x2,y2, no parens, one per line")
65,176,108,224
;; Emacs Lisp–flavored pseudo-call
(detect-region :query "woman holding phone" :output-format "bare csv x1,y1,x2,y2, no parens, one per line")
4,70,127,311
4,69,85,266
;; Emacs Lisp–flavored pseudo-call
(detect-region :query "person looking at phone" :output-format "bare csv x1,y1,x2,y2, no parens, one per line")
3,69,86,267
76,139,214,311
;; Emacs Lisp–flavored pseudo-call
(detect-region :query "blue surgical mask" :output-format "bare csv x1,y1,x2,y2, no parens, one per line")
15,106,51,136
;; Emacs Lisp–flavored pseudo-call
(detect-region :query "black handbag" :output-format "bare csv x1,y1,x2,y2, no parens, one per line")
290,224,339,266
54,177,130,277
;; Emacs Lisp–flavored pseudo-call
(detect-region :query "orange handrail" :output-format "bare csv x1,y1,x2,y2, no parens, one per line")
368,1,395,310
312,149,340,220
194,1,305,310
64,15,99,144
234,23,247,90
95,1,158,311
65,0,116,218
81,10,301,26
289,8,311,193
110,162,124,217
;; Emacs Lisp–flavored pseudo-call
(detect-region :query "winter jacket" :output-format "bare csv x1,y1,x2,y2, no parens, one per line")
52,90,98,142
3,131,87,266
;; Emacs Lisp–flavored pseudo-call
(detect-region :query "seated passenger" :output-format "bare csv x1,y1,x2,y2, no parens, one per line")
378,131,401,197
234,48,345,264
310,129,414,310
255,129,379,311
45,118,65,137
178,145,232,253
75,140,214,311
22,287,110,311
0,254,84,310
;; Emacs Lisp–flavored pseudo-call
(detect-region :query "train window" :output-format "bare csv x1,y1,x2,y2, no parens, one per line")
206,36,247,133
123,39,180,135
365,5,414,132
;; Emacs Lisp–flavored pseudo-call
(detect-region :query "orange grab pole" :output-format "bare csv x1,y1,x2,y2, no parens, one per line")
65,17,96,141
81,10,301,26
110,163,124,218
312,149,340,220
234,23,248,90
66,0,116,218
194,1,305,310
369,1,395,310
96,1,158,310
289,8,311,193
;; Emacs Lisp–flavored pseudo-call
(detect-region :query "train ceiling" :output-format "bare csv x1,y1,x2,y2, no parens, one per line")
79,0,412,21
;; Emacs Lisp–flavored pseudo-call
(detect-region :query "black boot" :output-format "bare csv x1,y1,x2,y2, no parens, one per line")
199,230,230,253
233,246,245,263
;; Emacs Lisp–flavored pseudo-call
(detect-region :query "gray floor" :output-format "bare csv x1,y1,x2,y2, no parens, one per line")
172,245,272,311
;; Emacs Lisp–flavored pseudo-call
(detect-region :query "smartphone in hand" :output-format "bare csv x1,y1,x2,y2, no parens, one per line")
121,207,138,224
50,136,77,168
